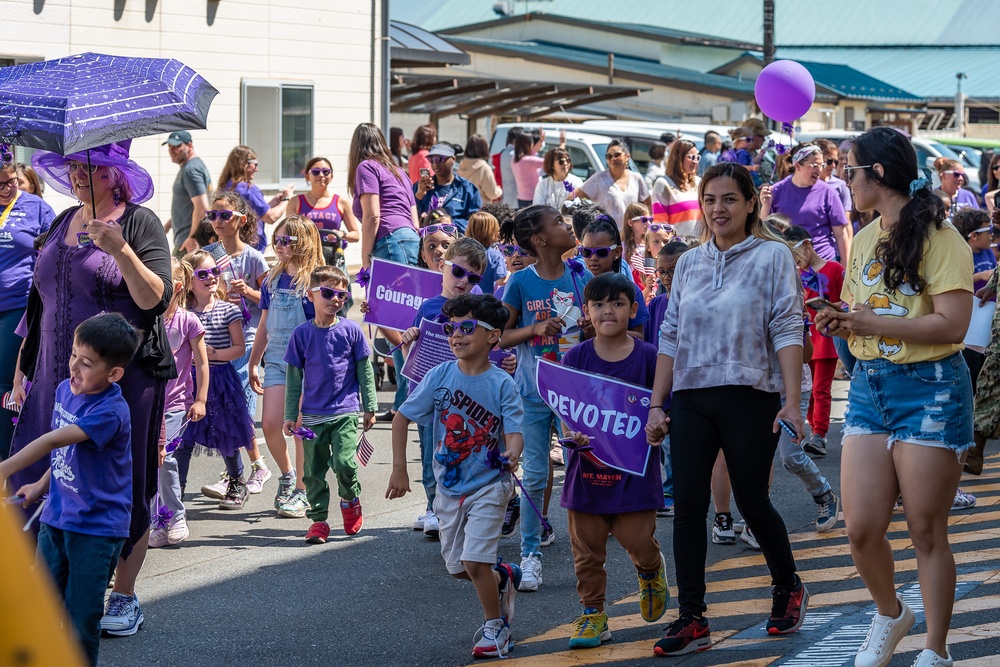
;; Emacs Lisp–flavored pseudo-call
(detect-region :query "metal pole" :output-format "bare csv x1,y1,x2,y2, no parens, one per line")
382,0,391,134
955,72,967,135
763,0,775,65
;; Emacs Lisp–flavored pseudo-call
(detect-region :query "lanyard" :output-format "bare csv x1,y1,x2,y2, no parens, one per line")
0,191,20,229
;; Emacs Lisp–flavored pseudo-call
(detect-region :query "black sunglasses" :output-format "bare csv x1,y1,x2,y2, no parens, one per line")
309,168,332,177
445,261,482,285
206,210,245,222
194,267,221,281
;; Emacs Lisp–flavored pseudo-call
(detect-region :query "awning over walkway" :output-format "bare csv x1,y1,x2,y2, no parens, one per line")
391,72,646,132
390,21,471,68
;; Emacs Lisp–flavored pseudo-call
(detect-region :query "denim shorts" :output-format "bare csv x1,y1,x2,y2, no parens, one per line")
843,352,973,456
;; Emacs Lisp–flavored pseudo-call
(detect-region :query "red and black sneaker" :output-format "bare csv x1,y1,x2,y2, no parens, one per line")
341,497,363,535
653,614,711,656
766,575,808,635
305,521,331,544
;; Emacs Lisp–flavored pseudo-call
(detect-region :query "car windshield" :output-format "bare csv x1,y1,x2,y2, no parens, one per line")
927,141,961,161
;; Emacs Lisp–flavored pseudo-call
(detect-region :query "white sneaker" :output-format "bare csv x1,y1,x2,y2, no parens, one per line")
910,648,953,667
472,618,512,659
245,459,271,494
740,526,761,550
166,516,189,545
423,510,440,539
412,513,426,531
855,595,914,667
518,555,542,592
147,527,168,548
100,592,144,636
200,472,229,500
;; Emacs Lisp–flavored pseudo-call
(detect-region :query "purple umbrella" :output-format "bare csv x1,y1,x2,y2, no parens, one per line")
0,52,217,155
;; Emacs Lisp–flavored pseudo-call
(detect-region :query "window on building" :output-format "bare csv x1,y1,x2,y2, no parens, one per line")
241,81,313,186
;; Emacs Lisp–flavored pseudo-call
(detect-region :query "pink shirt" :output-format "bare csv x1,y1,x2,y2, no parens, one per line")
511,155,545,201
164,309,205,414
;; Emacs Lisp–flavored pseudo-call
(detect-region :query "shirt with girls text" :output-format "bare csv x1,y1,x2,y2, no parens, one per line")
502,263,593,401
41,380,132,538
841,218,973,363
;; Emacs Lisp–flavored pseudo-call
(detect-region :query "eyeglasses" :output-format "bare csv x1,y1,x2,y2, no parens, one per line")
605,151,626,160
444,260,482,285
443,319,496,337
246,160,259,166
557,158,572,166
630,216,653,225
499,243,530,257
76,232,93,246
685,154,701,162
206,210,246,222
420,223,457,237
655,268,675,278
273,235,298,247
578,244,619,259
194,267,221,281
428,155,451,164
843,164,873,182
310,286,349,300
648,224,674,233
67,161,99,174
800,162,824,171
0,177,16,189
309,168,332,177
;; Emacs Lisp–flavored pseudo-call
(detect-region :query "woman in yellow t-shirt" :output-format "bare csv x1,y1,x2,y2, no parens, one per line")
815,127,973,667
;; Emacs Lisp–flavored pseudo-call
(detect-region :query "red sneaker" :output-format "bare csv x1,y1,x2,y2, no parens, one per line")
766,575,808,635
653,614,711,656
305,521,330,544
341,497,363,535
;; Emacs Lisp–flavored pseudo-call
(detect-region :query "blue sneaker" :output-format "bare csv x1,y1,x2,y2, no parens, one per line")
496,559,522,624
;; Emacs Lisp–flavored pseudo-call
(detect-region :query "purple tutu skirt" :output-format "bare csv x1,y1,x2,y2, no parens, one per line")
179,363,255,457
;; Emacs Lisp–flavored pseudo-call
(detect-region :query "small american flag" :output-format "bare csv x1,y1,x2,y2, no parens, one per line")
356,432,374,467
215,252,231,273
3,377,30,413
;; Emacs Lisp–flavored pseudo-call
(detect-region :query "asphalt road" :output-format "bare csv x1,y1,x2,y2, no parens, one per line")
98,377,1000,667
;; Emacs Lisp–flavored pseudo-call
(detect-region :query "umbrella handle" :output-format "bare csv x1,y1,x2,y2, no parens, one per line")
86,150,97,215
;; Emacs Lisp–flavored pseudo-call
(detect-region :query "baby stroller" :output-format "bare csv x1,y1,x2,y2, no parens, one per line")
371,329,396,391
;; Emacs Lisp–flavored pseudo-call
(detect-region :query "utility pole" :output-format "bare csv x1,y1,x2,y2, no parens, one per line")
763,0,775,65
955,72,967,135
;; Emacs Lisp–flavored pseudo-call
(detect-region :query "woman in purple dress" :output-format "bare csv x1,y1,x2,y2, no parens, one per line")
12,140,175,637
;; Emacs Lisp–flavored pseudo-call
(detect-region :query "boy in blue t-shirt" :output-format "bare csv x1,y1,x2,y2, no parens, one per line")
0,313,140,667
283,266,378,544
388,294,525,659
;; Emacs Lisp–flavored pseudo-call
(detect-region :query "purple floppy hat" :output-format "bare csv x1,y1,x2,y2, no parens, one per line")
31,139,154,204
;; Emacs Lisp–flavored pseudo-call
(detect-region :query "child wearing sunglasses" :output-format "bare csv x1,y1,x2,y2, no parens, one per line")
248,216,325,518
465,211,508,294
387,293,524,659
558,272,668,649
204,190,272,497
579,217,649,339
175,250,258,511
417,209,459,271
642,223,675,303
283,266,378,543
622,203,652,290
399,237,489,538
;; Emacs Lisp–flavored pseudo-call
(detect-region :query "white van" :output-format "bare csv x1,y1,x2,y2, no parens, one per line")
488,123,638,182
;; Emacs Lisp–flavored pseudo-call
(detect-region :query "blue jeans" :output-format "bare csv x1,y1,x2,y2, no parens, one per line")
417,421,436,511
37,524,125,667
232,343,257,418
661,435,673,498
372,227,419,411
519,396,559,558
157,410,188,518
778,392,831,498
0,306,25,459
834,336,856,377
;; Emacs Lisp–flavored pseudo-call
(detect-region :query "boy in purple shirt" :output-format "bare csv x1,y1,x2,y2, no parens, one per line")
560,273,668,650
0,313,140,667
283,266,377,544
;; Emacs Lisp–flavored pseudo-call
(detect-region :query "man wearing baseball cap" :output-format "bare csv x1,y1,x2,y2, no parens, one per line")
163,130,212,254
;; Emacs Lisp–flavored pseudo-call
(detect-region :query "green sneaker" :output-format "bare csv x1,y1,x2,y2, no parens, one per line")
273,474,295,510
568,608,611,649
277,488,309,518
638,553,669,622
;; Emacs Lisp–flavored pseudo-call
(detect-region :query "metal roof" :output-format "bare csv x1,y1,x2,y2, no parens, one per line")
443,36,756,98
390,73,646,122
389,20,470,68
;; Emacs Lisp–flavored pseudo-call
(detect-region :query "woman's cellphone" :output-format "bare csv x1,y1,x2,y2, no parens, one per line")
805,297,839,312
419,168,430,178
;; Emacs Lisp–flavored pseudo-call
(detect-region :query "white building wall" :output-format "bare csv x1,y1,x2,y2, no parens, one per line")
4,0,381,244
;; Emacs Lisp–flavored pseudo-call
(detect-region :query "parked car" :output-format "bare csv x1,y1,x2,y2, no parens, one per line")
488,123,638,181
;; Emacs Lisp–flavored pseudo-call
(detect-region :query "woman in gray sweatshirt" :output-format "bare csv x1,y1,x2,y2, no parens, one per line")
646,162,807,657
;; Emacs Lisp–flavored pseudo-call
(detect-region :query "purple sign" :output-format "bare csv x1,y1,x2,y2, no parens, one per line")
363,258,444,332
401,318,513,385
535,359,652,477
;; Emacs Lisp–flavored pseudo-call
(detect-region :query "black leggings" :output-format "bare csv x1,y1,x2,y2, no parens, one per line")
671,385,798,616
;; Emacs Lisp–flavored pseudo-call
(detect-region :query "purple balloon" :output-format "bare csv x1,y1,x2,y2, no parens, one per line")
754,60,816,124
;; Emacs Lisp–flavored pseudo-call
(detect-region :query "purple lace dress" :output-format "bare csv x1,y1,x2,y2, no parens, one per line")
10,204,172,557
